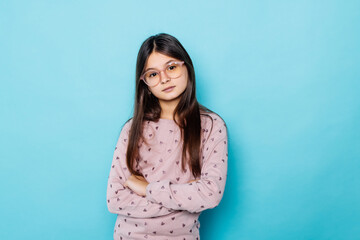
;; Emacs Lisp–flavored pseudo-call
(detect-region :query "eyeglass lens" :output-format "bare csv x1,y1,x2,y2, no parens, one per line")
144,62,182,86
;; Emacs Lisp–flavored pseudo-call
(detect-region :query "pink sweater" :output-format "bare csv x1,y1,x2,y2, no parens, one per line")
107,112,228,239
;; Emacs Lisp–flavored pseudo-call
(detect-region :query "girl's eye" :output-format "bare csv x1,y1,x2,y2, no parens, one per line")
148,72,157,78
168,64,177,71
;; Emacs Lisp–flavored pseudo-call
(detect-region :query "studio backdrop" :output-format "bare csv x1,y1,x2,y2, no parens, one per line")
1,0,359,239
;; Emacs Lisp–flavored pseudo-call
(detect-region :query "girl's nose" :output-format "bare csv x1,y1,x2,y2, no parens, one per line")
160,71,170,84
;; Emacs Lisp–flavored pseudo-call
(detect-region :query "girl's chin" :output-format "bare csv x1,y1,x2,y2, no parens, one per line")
157,94,183,102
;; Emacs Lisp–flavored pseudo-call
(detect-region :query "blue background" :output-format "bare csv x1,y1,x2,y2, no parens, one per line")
1,1,359,239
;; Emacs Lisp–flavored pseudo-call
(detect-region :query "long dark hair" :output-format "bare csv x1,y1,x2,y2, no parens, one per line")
126,33,213,178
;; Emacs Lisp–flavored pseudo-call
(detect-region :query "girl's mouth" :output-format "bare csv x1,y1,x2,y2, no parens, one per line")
162,86,175,92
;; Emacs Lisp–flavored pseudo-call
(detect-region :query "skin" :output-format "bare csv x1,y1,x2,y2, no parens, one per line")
123,175,149,196
124,51,196,196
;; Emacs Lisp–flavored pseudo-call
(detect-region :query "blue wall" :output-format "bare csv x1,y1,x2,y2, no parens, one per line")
1,1,359,239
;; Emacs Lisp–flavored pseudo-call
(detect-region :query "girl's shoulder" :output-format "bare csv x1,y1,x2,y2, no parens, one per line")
119,118,134,135
120,117,179,137
200,111,227,129
200,111,228,141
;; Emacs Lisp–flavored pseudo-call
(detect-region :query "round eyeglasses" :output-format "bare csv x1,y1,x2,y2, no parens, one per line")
140,61,185,87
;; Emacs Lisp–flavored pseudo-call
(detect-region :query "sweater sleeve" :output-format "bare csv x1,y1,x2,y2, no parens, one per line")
106,119,176,218
145,118,228,213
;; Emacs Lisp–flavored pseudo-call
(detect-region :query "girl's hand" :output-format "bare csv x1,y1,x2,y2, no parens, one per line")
124,174,149,196
188,179,199,183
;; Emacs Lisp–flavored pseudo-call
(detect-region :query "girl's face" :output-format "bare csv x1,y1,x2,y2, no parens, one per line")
144,51,188,103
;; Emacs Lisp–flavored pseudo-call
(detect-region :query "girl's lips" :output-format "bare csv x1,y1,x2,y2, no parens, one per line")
162,86,175,92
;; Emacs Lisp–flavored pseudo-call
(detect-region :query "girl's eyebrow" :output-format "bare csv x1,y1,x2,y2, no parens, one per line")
144,59,177,72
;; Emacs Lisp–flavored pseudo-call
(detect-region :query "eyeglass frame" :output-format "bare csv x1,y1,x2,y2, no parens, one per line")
140,60,185,87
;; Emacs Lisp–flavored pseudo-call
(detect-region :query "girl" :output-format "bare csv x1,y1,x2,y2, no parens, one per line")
107,33,228,240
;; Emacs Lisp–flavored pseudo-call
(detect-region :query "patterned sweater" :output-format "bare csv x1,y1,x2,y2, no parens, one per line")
107,112,228,239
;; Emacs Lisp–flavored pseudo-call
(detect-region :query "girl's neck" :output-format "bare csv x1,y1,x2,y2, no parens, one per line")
159,99,180,120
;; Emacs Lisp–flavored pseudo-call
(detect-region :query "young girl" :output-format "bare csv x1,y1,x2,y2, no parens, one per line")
107,33,228,240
